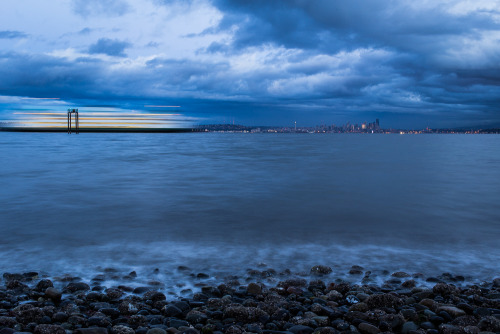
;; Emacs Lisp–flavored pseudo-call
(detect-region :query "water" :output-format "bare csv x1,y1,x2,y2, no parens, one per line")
0,132,499,292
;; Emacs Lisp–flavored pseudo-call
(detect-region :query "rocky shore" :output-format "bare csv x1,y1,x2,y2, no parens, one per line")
1,266,499,334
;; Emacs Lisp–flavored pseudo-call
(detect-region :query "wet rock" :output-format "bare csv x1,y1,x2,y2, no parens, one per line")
0,316,17,327
493,278,500,287
147,329,167,334
349,268,363,275
433,283,458,296
310,266,332,275
288,325,314,334
45,287,62,302
119,301,138,315
463,326,479,334
134,287,153,294
358,322,380,334
65,282,90,293
186,310,208,324
401,280,416,288
112,325,135,334
74,328,109,334
163,305,183,317
325,290,342,301
12,304,45,324
144,291,167,302
33,324,66,334
35,280,54,291
401,321,418,334
349,302,368,312
106,288,124,300
392,272,411,278
5,280,28,290
0,328,15,334
311,327,337,334
247,283,263,295
52,312,68,322
438,306,466,318
439,324,461,334
478,316,500,332
451,315,478,327
366,294,403,309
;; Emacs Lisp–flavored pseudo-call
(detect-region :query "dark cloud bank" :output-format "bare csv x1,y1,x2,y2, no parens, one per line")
1,1,500,128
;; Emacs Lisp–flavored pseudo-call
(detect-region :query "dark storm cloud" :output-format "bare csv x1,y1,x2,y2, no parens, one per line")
0,30,28,39
1,1,499,128
72,0,130,17
88,38,131,57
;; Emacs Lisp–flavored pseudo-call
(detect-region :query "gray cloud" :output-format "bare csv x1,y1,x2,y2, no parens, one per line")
0,30,28,39
72,0,130,17
88,38,131,57
0,1,499,128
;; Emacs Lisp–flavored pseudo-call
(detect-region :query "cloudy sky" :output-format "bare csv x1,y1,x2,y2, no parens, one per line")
1,0,500,128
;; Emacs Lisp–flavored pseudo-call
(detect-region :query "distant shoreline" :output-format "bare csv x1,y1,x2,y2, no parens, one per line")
1,126,500,134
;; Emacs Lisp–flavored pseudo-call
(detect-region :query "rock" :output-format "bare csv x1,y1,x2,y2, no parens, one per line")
392,272,411,278
310,266,332,275
147,329,167,334
349,269,363,275
34,324,66,334
106,288,124,300
144,291,167,302
478,316,500,332
451,315,478,327
358,322,380,334
88,316,112,327
349,302,368,312
133,287,152,294
433,283,458,296
163,305,183,317
247,283,262,295
118,301,138,315
401,321,418,334
438,306,466,318
52,312,68,322
112,325,135,334
186,310,208,324
493,278,500,287
288,325,314,334
0,328,15,334
45,287,62,302
439,324,461,334
401,280,416,288
419,298,438,311
74,328,109,334
0,316,17,328
463,326,479,334
326,290,342,301
12,304,44,324
6,279,28,290
35,279,54,291
366,293,403,309
420,322,435,330
65,282,90,293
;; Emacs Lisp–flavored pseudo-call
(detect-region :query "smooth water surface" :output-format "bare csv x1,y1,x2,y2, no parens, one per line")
0,133,499,287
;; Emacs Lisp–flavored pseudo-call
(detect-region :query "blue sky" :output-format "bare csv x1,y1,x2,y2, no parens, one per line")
1,0,500,128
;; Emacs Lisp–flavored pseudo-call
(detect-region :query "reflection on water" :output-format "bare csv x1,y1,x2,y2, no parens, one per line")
0,132,499,282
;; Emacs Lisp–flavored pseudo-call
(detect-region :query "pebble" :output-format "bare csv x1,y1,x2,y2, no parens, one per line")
0,269,497,334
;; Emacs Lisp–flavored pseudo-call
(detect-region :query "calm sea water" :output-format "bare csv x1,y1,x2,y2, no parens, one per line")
0,132,499,290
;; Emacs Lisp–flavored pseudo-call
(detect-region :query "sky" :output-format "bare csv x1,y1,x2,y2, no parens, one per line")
1,0,500,128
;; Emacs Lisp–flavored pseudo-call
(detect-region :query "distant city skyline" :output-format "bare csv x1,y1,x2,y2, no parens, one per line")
1,1,500,129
